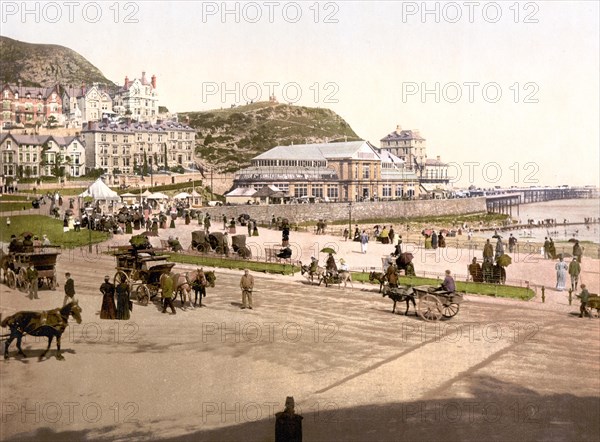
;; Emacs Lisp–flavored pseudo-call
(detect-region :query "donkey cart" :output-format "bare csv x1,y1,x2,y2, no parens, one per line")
412,285,464,321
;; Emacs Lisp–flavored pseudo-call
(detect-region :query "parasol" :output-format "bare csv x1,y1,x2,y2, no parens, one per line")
496,254,512,267
320,247,337,254
21,231,34,238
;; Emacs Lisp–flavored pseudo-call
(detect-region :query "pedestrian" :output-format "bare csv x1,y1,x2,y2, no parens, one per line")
543,237,550,259
508,234,517,253
115,280,131,320
389,226,395,245
495,236,504,260
360,230,369,254
63,272,76,305
431,231,438,249
577,284,591,318
555,255,568,291
572,240,583,263
240,268,254,309
247,219,253,236
161,274,176,314
99,275,116,319
204,214,211,234
222,214,227,230
343,228,349,241
26,264,39,300
275,397,303,442
568,257,581,291
483,239,494,264
6,217,10,228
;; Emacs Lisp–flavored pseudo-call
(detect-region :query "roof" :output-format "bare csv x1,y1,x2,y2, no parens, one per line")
378,150,405,165
253,141,378,161
79,178,120,200
225,188,257,197
425,158,448,166
380,129,425,142
254,185,287,197
83,119,195,133
0,83,60,100
0,133,80,147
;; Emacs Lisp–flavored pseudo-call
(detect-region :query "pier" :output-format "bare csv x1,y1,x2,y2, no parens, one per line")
484,186,597,216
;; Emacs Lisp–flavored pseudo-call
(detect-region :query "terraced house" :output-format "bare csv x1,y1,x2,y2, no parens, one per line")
1,83,63,128
82,119,196,175
231,140,421,202
0,133,86,180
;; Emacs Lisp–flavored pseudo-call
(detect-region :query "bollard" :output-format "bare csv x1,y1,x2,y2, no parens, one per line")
568,289,572,306
541,286,545,303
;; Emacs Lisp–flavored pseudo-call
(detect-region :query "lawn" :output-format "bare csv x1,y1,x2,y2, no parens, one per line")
166,252,300,275
166,251,534,300
0,202,33,212
352,272,535,300
0,215,110,248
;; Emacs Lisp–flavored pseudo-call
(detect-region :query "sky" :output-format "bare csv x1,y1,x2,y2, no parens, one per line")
2,1,599,188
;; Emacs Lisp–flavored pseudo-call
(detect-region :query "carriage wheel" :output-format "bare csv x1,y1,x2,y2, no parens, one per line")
114,271,129,286
6,269,16,289
418,294,443,321
136,285,150,306
441,302,460,318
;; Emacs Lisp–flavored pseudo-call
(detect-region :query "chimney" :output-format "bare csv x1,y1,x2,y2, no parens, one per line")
396,124,402,134
437,155,441,161
141,71,147,85
81,83,85,96
124,75,129,89
151,75,156,89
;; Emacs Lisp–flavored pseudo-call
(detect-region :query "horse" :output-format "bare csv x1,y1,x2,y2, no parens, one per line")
180,268,216,307
382,285,416,315
299,261,325,284
1,301,83,360
169,272,194,310
369,272,388,293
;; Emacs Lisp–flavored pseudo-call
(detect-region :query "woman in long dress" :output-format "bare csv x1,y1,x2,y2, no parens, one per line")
115,282,131,320
555,256,568,291
99,276,116,320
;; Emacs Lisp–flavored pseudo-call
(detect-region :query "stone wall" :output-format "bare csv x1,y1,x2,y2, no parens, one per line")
202,198,487,225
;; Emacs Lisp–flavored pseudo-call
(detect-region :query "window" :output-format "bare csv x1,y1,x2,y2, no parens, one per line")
362,164,370,179
382,184,392,197
395,185,403,197
294,184,308,197
113,158,119,166
112,134,118,142
327,185,338,199
311,185,323,198
101,134,106,142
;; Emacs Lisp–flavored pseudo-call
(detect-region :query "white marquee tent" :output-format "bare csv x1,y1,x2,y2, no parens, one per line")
79,178,120,201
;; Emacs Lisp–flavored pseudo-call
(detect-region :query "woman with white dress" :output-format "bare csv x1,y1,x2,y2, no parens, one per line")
555,256,568,291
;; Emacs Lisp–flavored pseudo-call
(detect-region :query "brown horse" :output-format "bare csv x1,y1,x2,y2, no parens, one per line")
1,301,83,360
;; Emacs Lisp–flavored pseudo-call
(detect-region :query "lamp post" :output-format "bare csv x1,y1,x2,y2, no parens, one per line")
85,207,93,253
348,202,352,239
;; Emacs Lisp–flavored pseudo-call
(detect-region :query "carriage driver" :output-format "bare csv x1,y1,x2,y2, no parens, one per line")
437,270,456,293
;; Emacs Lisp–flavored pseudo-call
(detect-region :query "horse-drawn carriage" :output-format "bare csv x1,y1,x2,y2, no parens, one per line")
112,236,175,305
189,230,252,259
382,284,463,321
1,247,60,291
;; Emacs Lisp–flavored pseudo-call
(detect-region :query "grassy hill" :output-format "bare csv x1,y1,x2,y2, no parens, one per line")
0,36,115,88
181,101,361,173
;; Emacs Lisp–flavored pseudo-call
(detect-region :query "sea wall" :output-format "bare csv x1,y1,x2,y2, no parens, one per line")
202,198,487,224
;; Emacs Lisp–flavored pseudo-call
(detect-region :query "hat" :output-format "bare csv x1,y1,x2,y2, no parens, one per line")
285,397,295,407
104,275,110,280
340,258,346,264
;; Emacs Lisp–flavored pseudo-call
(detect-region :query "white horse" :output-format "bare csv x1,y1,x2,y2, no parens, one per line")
160,272,194,310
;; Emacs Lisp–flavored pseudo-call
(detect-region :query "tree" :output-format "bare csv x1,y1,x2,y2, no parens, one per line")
142,151,149,176
46,115,58,129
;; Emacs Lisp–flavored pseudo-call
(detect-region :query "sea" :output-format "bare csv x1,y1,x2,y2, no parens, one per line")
513,198,600,244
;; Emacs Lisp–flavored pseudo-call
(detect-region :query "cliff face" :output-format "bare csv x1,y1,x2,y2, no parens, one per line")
0,36,115,88
181,101,361,173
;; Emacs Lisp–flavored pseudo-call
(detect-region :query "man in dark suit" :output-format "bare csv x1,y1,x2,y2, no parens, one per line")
63,272,76,305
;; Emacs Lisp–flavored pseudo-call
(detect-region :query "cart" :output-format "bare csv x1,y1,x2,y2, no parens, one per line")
113,247,175,305
4,248,60,291
411,285,464,321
